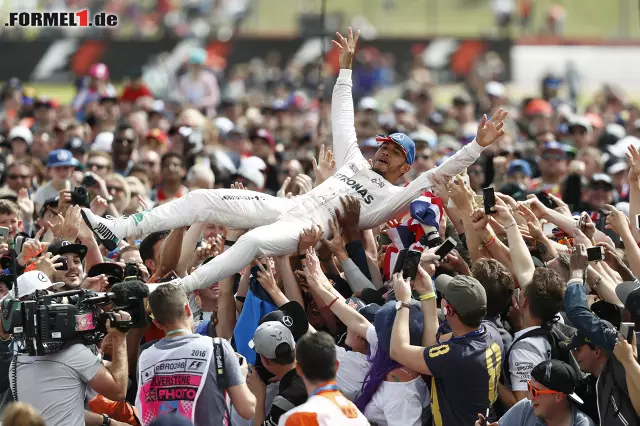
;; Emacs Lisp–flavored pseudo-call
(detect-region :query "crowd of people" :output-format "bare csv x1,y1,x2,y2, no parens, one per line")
0,25,638,426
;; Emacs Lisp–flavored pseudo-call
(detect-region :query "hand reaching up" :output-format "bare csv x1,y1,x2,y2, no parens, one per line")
332,27,360,70
476,108,508,148
312,144,336,186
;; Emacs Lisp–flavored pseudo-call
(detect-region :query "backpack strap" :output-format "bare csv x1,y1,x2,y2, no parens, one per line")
502,327,552,384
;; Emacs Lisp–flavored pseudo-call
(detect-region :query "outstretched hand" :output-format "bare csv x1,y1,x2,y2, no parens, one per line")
476,108,508,147
332,27,360,70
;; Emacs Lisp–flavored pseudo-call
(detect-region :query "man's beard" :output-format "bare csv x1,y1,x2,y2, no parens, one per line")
372,167,384,176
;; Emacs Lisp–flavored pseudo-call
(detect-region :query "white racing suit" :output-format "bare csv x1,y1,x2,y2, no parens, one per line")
103,69,485,292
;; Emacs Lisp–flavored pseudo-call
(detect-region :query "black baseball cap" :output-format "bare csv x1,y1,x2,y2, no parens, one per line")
345,297,380,323
39,196,59,218
531,359,584,404
566,320,616,350
615,281,640,319
87,262,124,287
259,301,308,341
48,240,87,260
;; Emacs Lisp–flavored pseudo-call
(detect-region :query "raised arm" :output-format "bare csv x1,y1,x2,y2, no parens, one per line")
404,109,508,198
331,28,367,170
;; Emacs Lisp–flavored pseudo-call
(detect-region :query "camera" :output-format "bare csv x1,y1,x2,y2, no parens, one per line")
0,281,148,356
82,173,97,188
123,263,142,281
71,186,90,208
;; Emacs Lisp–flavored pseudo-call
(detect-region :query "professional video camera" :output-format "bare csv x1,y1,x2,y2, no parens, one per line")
0,280,149,356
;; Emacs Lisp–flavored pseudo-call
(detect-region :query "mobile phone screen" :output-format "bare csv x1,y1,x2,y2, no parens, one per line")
402,250,422,281
483,187,495,215
393,249,408,275
435,237,457,259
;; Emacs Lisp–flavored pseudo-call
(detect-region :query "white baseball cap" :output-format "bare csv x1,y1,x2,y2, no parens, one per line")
14,271,64,298
8,126,33,146
92,132,114,152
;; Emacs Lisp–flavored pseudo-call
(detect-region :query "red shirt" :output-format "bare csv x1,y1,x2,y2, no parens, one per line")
120,84,153,103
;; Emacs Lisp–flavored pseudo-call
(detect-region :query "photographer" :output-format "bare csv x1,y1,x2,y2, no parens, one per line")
9,272,131,426
565,244,640,425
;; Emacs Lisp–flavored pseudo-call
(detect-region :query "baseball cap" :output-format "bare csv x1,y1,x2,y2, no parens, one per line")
507,159,532,177
375,133,416,166
435,274,487,319
8,126,33,146
39,196,59,218
607,161,629,175
525,99,554,117
65,137,90,154
616,281,640,318
566,320,616,351
393,99,414,115
15,271,64,298
251,128,275,147
452,93,472,106
87,262,124,287
48,240,88,260
589,173,614,189
542,141,569,154
92,132,114,152
358,97,379,112
530,359,584,405
345,297,380,323
569,116,592,134
47,149,75,168
0,188,17,203
146,129,168,145
259,301,308,341
189,48,207,65
249,321,296,359
485,81,505,98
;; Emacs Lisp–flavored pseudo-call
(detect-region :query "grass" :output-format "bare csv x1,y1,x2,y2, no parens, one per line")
243,0,640,39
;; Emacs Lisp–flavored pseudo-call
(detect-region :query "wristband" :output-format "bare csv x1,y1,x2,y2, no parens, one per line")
419,292,436,301
504,222,517,230
101,414,111,426
326,296,339,309
235,295,246,303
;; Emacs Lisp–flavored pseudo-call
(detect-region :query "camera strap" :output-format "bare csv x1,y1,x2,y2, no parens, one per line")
212,337,228,390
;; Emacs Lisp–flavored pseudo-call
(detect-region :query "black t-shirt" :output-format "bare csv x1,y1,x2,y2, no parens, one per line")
423,321,504,426
262,368,307,426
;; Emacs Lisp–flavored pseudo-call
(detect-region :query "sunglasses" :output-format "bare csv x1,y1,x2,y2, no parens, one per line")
7,174,30,180
527,381,561,398
87,163,108,170
541,152,567,161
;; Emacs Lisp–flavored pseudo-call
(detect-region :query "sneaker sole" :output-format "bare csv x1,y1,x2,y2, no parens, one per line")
80,209,118,251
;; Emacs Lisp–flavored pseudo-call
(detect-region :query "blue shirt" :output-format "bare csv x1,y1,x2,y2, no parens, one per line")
499,398,594,426
423,321,504,426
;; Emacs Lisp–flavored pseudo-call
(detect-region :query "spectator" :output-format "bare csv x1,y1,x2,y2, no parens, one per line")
565,244,640,425
186,164,215,191
153,153,188,204
111,125,137,176
471,259,514,348
390,270,504,425
247,321,307,425
49,240,87,290
7,126,32,161
32,149,74,210
500,268,566,408
138,283,256,424
477,360,594,426
278,331,370,426
178,48,220,118
5,161,33,194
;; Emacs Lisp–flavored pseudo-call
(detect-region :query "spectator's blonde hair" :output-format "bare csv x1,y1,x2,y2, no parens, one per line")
2,402,45,426
105,173,131,210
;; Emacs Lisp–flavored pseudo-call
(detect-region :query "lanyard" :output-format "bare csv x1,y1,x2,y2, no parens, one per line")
165,328,190,337
309,384,340,398
436,322,485,344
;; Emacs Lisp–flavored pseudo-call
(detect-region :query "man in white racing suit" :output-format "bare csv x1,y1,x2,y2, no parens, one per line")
81,28,508,294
